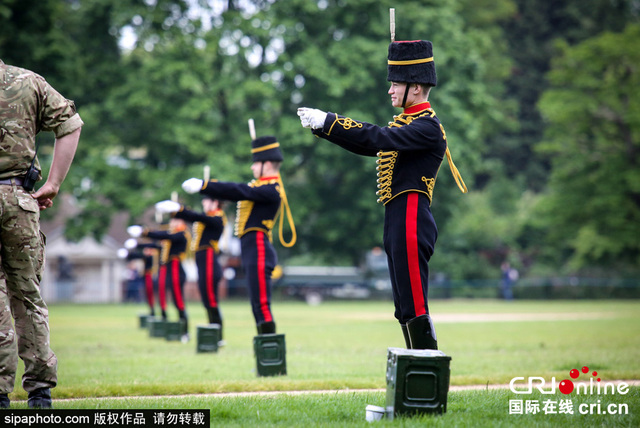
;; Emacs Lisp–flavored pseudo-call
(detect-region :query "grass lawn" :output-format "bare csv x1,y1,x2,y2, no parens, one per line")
6,298,640,426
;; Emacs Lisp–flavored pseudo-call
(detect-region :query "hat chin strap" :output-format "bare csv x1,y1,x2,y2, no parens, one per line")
401,83,411,109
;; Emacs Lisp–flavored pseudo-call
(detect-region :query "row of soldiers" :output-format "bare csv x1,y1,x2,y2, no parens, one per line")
120,38,467,354
120,136,293,344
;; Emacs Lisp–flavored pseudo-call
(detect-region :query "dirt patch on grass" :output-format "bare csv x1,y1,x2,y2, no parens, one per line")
435,312,618,323
338,312,618,322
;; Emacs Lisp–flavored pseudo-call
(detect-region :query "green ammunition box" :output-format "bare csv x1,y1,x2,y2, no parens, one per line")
148,318,166,338
138,314,153,329
165,320,185,341
196,324,221,353
385,347,451,419
253,333,286,377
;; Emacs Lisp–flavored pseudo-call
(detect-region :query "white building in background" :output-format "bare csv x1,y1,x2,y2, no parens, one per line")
38,194,130,303
37,194,205,304
40,228,125,303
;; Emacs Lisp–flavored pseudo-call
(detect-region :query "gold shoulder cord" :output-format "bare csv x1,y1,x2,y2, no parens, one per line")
446,147,467,193
438,123,468,194
275,176,297,247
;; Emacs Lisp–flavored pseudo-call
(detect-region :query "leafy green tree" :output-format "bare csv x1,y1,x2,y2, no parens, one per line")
536,24,640,272
2,0,515,272
497,0,638,189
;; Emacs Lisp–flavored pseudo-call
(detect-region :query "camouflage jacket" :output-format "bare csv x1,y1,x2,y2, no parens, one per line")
0,59,84,180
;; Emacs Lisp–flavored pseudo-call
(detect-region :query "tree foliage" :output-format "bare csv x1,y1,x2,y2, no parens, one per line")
536,24,640,271
1,0,638,278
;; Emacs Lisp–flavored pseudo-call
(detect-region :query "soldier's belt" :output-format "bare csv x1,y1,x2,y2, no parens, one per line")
0,177,25,186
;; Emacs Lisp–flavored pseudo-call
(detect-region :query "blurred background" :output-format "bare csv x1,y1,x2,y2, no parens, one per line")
2,0,638,303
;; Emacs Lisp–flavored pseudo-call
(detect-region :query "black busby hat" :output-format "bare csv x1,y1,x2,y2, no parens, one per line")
251,136,283,162
387,40,437,86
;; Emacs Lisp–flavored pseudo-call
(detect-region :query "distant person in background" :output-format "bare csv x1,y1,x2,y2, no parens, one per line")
55,255,76,301
500,262,517,301
0,59,83,409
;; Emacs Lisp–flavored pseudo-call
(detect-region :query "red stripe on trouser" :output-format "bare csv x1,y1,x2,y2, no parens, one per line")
144,272,155,307
406,193,426,316
256,232,273,322
171,259,185,310
206,248,217,307
158,265,167,310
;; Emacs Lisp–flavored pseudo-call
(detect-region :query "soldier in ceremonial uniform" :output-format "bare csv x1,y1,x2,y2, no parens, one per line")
123,239,161,317
182,136,295,335
297,40,466,350
128,218,191,341
1,59,82,409
155,197,227,341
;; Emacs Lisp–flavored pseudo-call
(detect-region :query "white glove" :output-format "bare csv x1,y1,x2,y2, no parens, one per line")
182,178,204,194
124,238,138,250
297,107,327,129
127,225,143,238
117,248,129,259
155,200,181,214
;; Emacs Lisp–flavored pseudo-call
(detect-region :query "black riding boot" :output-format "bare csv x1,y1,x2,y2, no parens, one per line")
401,324,411,349
406,314,438,350
257,321,276,335
208,307,223,339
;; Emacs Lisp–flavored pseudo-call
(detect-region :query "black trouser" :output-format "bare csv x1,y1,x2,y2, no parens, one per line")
196,248,222,324
383,192,437,324
166,258,187,326
241,231,277,326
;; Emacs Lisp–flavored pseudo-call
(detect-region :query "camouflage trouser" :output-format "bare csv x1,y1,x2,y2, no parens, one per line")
0,181,57,394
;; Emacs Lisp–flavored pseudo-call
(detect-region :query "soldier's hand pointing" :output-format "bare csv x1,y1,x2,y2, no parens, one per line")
297,107,327,130
182,178,204,194
155,200,181,214
127,225,143,238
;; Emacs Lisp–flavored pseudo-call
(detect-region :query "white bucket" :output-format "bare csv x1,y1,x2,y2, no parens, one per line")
365,405,386,422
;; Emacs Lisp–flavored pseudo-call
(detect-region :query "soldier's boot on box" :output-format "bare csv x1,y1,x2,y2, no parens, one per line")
401,324,411,349
406,314,438,350
0,393,9,409
179,311,189,343
208,307,225,346
28,388,52,409
257,321,276,335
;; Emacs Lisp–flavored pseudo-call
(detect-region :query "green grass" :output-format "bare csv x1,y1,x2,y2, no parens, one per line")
10,388,640,427
7,299,640,426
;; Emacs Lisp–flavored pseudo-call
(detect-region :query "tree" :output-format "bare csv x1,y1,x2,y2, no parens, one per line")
2,0,516,271
536,24,640,272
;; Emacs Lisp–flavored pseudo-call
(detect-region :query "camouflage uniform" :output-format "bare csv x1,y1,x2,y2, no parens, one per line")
0,60,83,395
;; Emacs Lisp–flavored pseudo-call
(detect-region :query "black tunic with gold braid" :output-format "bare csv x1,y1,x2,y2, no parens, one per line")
199,176,282,328
173,207,226,325
312,102,453,326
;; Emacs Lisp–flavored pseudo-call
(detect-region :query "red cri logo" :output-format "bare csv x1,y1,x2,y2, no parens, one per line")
559,366,601,395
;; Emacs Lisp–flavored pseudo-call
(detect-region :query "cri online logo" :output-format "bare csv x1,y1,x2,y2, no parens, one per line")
510,366,630,395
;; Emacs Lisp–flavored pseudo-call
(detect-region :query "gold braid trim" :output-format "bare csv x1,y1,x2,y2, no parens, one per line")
191,222,204,253
376,150,398,204
160,241,170,264
235,199,254,237
421,177,435,203
327,116,363,134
